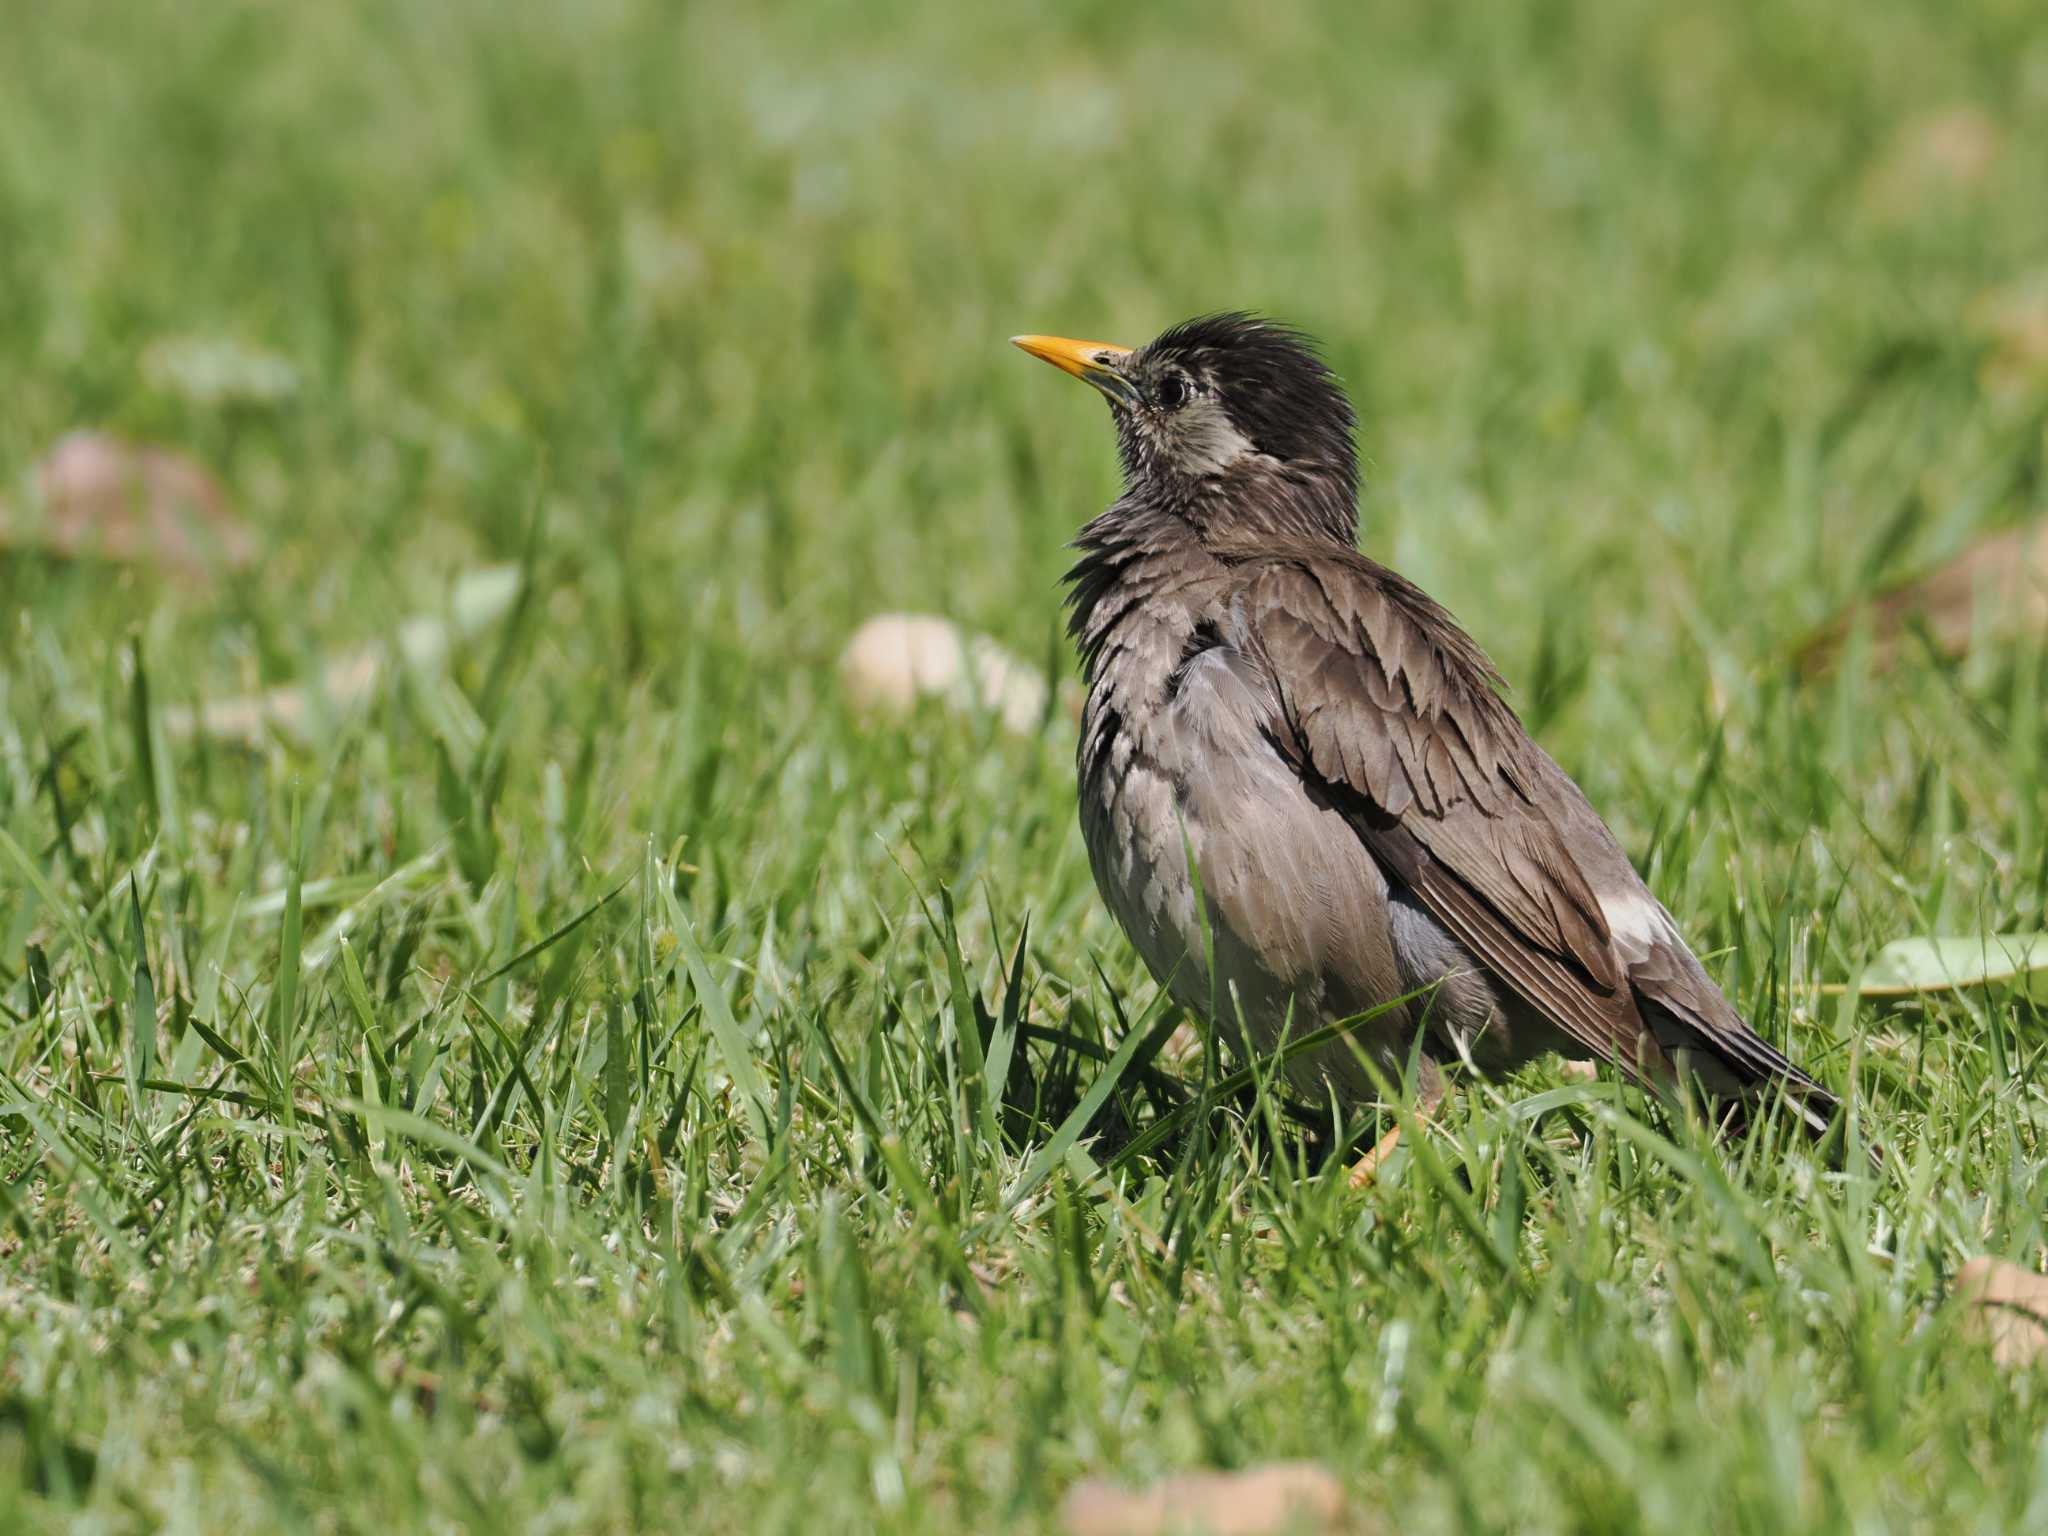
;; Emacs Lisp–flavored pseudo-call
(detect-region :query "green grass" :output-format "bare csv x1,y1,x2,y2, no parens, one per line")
3,0,2047,1530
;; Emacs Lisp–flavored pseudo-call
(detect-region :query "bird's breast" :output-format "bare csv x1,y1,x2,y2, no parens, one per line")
1076,613,1403,1094
1076,610,1210,992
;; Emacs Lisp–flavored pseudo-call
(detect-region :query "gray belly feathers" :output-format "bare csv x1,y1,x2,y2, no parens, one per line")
1081,629,1488,1097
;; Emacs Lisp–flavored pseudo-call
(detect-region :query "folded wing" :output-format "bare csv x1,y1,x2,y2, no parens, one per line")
1230,550,1833,1128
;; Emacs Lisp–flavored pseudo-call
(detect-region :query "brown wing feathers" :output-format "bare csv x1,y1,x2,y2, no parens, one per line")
1240,554,1664,1078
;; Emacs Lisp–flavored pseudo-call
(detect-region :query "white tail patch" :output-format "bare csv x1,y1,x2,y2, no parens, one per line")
1602,886,1682,949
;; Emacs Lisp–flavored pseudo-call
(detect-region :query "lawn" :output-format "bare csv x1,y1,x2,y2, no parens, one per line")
2,0,2046,1530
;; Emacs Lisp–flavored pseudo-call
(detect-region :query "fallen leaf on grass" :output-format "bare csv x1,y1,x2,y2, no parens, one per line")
163,566,522,743
140,334,300,408
839,612,1058,734
1821,934,2048,1001
1796,518,2048,674
1061,1462,1347,1536
1957,1256,2048,1370
1859,106,2002,221
1967,274,2048,399
0,432,253,579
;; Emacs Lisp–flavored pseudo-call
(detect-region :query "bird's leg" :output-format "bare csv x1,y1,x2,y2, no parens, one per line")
1346,1124,1407,1188
1349,1056,1447,1188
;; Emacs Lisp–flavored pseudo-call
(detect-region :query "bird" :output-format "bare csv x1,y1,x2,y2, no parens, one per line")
1011,313,1840,1168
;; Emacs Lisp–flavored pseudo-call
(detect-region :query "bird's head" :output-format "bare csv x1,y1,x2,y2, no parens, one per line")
1012,312,1358,542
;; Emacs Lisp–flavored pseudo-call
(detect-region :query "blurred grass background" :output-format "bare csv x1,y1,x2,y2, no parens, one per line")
2,0,2047,1530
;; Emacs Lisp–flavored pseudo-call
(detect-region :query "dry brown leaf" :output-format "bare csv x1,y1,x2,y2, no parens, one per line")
1061,1462,1347,1536
1957,1256,2048,1369
1859,106,2002,220
0,432,253,580
1968,275,2048,399
1798,519,2048,674
839,612,1063,734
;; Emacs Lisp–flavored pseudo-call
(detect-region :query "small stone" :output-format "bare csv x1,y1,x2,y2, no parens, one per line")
838,613,1051,734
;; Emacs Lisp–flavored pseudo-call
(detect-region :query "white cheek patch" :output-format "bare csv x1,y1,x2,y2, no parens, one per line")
1164,400,1260,476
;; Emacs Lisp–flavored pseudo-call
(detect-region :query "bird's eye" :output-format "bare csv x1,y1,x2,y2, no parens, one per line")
1156,374,1192,410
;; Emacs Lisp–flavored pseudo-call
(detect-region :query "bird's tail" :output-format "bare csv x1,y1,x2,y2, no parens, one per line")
1722,1069,1880,1170
1634,976,1862,1160
1765,1066,1841,1142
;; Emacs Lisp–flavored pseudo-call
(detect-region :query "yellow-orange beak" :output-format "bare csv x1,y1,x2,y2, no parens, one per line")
1010,334,1140,406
